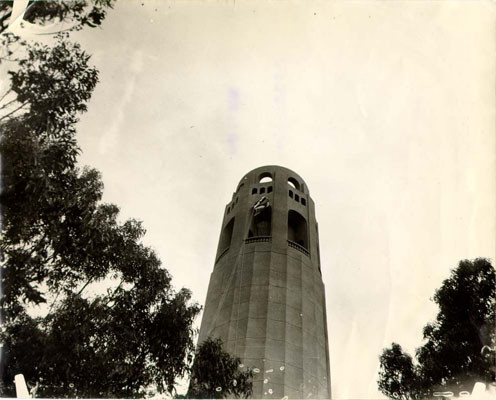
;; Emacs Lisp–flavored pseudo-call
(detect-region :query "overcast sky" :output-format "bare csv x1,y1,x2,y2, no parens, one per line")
63,1,496,398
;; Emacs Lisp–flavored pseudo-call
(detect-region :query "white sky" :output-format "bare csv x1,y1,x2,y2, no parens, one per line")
65,1,496,398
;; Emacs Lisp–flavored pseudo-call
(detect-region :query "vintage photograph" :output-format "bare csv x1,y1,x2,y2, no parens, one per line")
0,1,494,399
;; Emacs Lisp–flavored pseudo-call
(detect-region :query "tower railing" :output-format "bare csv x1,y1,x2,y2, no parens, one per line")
287,240,310,257
244,236,272,244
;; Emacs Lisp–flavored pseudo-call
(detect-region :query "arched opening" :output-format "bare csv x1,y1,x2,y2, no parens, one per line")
248,201,272,238
260,187,265,194
252,188,257,195
219,217,235,252
288,210,308,250
259,172,273,183
288,177,300,190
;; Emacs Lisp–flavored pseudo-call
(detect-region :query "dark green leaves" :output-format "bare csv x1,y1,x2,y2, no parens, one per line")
1,8,201,397
5,36,99,132
377,259,496,399
0,1,115,34
187,338,253,399
378,343,422,400
2,289,200,398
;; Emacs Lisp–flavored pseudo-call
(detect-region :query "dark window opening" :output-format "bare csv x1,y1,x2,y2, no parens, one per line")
219,217,235,253
247,206,272,238
295,194,299,202
268,186,273,193
289,190,293,198
259,172,273,183
301,198,306,206
288,210,308,250
252,188,257,195
227,206,230,214
260,187,265,194
288,177,300,190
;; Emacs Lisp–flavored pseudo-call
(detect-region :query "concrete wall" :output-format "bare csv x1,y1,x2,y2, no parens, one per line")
199,166,331,399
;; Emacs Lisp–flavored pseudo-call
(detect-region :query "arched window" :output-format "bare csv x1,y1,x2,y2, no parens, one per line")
295,194,299,202
252,188,257,195
288,210,308,250
301,198,306,206
289,190,293,198
248,203,272,238
259,172,273,183
288,177,300,190
268,186,273,193
260,187,265,194
219,217,235,252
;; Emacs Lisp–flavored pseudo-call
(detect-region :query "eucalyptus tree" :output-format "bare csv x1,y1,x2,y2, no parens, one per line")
187,338,253,399
1,4,202,397
377,258,495,399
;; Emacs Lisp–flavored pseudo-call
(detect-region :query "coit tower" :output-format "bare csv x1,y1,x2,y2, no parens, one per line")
198,166,331,399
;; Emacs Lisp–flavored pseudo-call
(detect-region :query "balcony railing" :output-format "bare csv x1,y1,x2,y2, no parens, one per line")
287,240,310,257
244,236,272,244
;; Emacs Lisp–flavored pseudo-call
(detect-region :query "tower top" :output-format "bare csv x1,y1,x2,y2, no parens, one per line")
236,165,310,195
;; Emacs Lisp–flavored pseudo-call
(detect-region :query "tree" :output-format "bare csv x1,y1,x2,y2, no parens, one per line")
2,285,200,397
377,258,496,399
378,343,421,400
186,338,253,399
0,0,114,35
1,37,100,316
1,23,201,399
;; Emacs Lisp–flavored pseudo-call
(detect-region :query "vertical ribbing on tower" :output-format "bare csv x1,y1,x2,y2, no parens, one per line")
198,166,331,399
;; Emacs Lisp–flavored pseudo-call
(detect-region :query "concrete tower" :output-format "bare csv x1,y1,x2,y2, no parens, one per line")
198,166,331,399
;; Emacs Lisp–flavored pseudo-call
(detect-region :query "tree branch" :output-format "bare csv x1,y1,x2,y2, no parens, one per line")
76,278,92,297
102,278,125,306
47,288,62,316
0,88,12,104
0,100,28,121
0,98,18,111
0,10,13,34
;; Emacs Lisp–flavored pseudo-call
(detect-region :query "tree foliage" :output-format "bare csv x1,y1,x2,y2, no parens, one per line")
186,338,253,399
378,343,421,400
2,286,200,397
1,37,99,316
0,0,114,34
377,258,496,399
0,19,201,399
